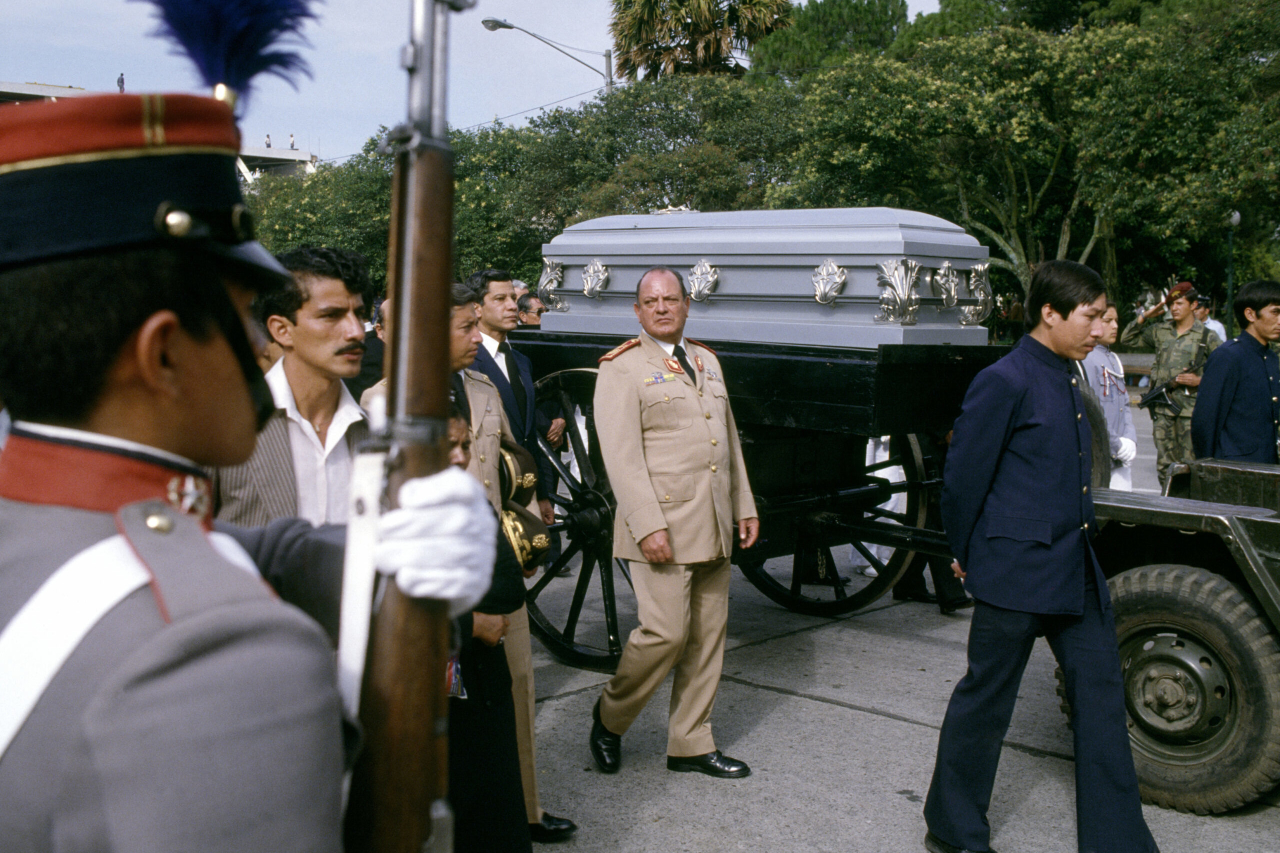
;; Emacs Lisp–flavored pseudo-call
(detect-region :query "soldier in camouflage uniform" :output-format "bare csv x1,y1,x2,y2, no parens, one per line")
1120,281,1222,487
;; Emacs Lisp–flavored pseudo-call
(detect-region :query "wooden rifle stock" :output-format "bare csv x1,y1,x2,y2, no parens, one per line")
344,1,471,850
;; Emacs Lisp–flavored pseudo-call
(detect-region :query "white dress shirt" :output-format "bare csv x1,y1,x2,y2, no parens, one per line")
641,330,688,359
480,332,511,382
265,361,366,526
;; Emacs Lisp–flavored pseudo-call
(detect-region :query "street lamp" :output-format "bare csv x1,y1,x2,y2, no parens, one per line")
481,17,613,95
1226,209,1241,338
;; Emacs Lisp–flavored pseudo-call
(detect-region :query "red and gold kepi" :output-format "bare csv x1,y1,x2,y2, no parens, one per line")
0,93,285,284
0,0,319,283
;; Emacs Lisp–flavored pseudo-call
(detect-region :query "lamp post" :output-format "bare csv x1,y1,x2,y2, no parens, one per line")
1226,210,1241,338
481,17,613,94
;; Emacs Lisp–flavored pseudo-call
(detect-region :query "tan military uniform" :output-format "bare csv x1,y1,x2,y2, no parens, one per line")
461,368,548,825
364,369,547,822
1121,317,1221,486
593,335,756,756
461,369,515,513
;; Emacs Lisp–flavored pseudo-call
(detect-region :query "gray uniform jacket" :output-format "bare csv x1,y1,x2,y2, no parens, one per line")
0,437,346,852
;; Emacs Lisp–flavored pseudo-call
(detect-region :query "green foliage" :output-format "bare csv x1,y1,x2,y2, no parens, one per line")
772,20,1279,302
247,132,393,293
611,0,793,79
749,0,908,78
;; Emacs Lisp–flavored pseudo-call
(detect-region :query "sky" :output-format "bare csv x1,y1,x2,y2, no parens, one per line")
4,1,939,165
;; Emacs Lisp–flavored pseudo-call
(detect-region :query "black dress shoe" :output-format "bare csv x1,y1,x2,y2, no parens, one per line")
939,596,975,615
924,830,997,853
894,589,940,604
529,813,576,843
590,700,621,773
666,750,750,778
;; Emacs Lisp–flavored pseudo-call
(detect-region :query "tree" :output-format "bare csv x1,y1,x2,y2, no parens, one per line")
771,21,1278,301
248,133,394,292
749,0,907,79
611,0,793,79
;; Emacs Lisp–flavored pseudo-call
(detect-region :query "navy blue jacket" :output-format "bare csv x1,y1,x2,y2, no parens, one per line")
472,341,553,501
1191,333,1280,463
941,335,1104,615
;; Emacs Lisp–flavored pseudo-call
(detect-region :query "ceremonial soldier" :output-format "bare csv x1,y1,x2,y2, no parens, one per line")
588,266,759,778
0,19,493,851
1120,280,1221,487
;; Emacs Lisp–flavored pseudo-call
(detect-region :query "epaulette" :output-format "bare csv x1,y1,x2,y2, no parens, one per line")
599,338,641,363
686,338,716,355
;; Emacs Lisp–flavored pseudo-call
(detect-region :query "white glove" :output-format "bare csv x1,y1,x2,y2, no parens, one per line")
375,467,496,618
1115,436,1137,465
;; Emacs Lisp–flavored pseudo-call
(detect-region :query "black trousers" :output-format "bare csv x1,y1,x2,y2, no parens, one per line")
449,639,531,853
924,575,1158,853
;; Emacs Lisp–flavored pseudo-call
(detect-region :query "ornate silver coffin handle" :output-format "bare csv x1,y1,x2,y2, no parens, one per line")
537,258,566,312
812,259,848,305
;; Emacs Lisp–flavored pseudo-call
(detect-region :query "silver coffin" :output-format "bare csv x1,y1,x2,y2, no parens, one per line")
537,207,992,349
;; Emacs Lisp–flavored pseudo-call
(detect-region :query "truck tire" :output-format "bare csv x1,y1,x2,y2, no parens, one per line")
1108,564,1280,813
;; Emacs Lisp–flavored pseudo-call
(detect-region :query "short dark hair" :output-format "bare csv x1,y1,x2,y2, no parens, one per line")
257,246,373,328
1024,260,1106,331
1234,280,1280,329
464,269,513,303
0,246,249,424
635,266,688,300
451,281,480,309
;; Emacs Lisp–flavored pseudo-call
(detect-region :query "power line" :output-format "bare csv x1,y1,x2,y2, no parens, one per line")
459,84,610,132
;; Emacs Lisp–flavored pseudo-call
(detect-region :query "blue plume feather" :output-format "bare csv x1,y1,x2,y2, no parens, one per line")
139,0,319,106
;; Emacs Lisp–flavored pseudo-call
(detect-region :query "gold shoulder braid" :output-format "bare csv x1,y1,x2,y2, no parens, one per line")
501,501,551,570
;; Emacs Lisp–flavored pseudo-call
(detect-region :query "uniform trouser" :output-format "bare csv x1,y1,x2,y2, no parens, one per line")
450,637,532,853
1152,410,1193,489
600,556,731,757
502,604,542,823
923,575,1158,853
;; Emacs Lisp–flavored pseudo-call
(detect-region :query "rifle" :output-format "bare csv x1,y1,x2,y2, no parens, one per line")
342,2,474,851
1136,326,1212,417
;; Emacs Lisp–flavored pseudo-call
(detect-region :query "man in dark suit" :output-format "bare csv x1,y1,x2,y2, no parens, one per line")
923,261,1159,853
1192,279,1280,464
466,269,558,527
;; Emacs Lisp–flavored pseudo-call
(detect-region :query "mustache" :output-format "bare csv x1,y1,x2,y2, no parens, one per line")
337,342,367,356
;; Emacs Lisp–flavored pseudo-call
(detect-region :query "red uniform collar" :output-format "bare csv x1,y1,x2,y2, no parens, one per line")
0,429,213,529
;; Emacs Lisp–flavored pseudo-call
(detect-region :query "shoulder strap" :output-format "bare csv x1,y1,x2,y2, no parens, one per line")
1188,327,1212,374
599,338,641,363
0,535,149,760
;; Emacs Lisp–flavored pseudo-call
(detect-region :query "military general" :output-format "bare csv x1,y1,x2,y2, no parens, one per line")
588,266,759,779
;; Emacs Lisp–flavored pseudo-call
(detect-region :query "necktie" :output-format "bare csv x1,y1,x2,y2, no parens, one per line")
673,344,696,381
498,341,529,416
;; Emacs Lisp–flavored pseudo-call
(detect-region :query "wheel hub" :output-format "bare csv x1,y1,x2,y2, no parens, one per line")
1121,632,1232,746
562,488,613,543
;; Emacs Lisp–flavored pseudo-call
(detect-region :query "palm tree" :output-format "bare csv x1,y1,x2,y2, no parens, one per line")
611,0,793,80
